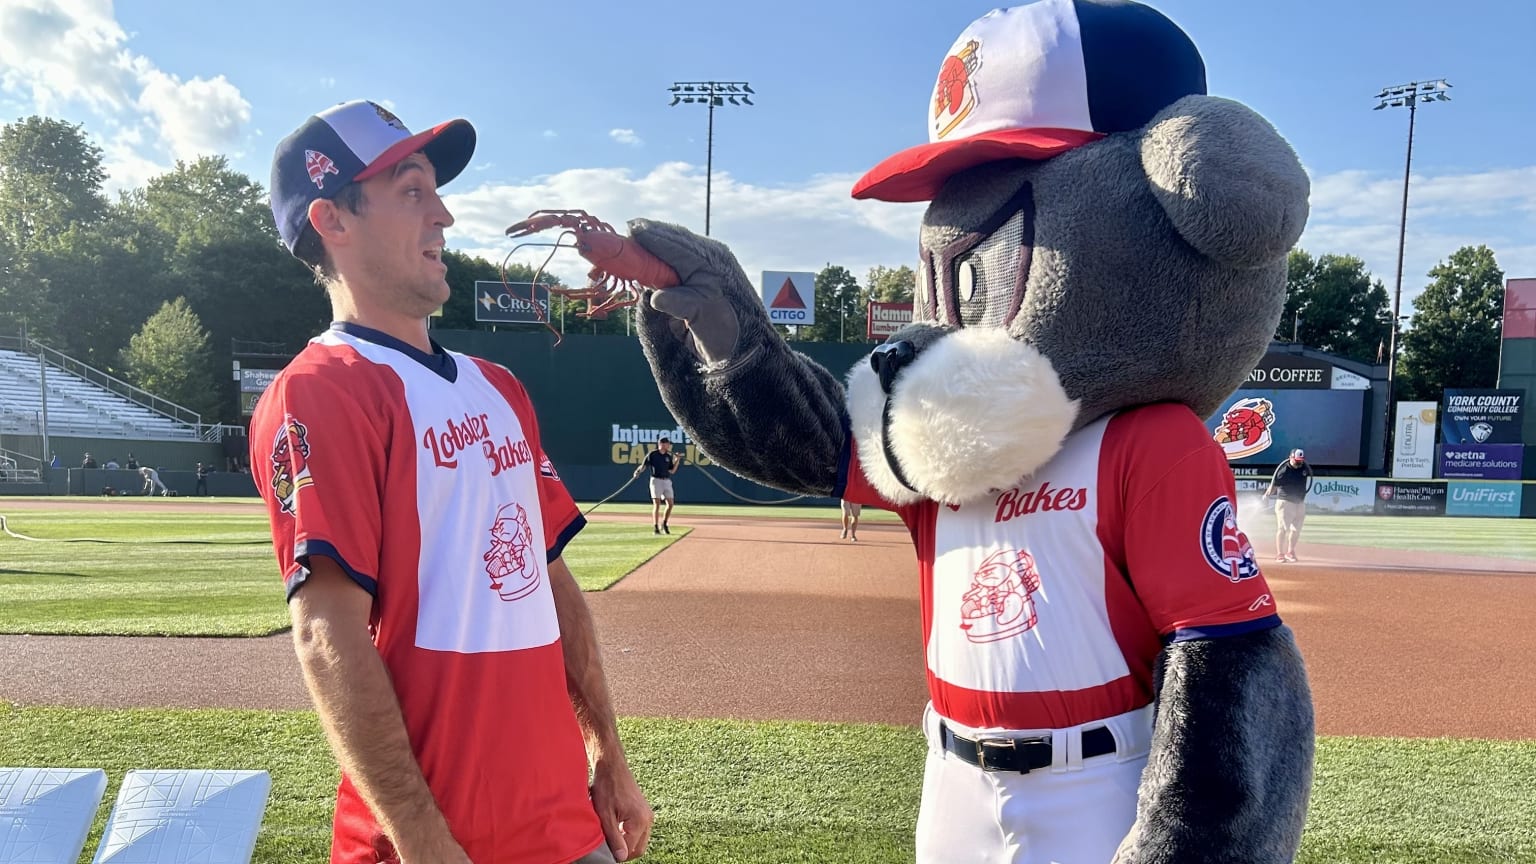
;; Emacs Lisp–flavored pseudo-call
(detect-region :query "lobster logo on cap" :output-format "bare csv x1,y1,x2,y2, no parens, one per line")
932,39,982,140
304,149,339,190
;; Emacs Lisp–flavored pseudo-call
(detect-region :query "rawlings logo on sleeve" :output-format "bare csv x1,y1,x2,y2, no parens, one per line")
1200,497,1261,582
538,451,560,481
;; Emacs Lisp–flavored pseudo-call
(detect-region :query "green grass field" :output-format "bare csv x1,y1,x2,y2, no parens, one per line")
1289,514,1536,560
1,704,1531,864
0,509,683,636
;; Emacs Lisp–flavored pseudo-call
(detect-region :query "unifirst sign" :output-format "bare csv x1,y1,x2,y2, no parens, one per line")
762,271,816,326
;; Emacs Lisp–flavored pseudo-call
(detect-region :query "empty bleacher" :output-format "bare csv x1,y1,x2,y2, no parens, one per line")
0,346,202,440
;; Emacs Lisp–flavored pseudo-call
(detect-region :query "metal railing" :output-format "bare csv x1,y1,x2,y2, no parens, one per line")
202,423,247,442
0,335,202,428
0,446,42,468
0,444,44,483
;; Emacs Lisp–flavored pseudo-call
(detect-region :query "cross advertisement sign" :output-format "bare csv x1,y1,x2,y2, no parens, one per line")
474,281,553,324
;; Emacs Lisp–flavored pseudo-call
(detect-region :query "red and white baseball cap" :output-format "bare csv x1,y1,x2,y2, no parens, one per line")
852,0,1207,203
269,99,476,254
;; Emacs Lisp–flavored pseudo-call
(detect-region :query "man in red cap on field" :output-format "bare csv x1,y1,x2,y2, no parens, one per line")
1266,448,1314,561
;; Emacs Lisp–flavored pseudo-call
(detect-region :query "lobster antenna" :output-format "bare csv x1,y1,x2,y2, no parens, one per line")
500,234,573,347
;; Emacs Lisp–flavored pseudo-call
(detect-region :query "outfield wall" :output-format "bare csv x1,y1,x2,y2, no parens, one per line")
1234,476,1531,518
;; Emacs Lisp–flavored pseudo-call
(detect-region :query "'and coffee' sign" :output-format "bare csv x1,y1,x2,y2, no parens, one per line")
1244,354,1332,389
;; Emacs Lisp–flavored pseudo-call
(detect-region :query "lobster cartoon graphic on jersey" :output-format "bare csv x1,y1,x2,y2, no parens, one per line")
269,416,314,516
483,502,540,601
959,549,1043,643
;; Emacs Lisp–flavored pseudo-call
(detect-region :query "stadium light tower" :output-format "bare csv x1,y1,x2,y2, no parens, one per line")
668,81,754,236
1374,78,1450,470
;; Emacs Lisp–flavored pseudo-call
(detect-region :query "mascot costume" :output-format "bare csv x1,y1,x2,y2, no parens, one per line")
624,0,1316,860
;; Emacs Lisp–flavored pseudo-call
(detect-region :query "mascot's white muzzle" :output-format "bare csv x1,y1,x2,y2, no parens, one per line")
846,328,1080,507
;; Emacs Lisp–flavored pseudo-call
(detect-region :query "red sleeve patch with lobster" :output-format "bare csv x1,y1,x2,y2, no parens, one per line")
1104,403,1280,640
250,361,389,599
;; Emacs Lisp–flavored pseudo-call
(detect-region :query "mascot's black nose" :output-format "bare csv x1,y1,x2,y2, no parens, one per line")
870,341,917,395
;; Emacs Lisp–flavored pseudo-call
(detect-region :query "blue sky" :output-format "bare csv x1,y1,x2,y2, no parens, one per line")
2,0,1533,312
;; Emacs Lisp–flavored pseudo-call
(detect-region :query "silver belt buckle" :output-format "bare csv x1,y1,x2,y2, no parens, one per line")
973,736,1014,771
976,734,1050,772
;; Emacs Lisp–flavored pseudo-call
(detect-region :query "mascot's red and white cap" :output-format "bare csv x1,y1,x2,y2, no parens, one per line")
852,0,1206,203
269,99,476,255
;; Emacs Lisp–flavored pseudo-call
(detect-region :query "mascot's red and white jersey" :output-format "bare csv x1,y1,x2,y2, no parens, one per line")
839,402,1279,732
250,324,602,864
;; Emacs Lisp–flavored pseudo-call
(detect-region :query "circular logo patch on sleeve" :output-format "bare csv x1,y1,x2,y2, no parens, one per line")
1201,497,1261,583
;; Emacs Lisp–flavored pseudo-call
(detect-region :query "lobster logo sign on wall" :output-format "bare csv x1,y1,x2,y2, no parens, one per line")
1212,397,1276,460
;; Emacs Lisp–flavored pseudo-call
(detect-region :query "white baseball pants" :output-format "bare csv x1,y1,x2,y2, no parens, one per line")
914,702,1154,864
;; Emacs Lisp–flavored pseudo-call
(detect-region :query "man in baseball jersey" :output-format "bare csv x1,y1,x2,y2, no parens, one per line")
251,99,651,864
1266,448,1314,562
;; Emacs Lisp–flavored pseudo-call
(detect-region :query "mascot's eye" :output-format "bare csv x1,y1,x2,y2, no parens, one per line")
958,261,978,302
947,208,1027,328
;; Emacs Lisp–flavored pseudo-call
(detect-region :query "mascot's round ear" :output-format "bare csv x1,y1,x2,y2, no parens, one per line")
1140,95,1310,270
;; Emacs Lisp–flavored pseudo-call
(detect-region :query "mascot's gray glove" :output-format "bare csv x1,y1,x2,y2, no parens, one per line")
623,217,849,497
625,218,767,367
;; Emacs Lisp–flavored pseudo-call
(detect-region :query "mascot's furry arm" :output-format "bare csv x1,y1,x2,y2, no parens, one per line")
630,223,851,497
1114,626,1314,864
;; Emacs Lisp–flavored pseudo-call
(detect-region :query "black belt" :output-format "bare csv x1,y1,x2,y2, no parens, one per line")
938,722,1117,773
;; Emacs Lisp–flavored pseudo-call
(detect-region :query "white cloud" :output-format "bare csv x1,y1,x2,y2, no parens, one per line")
136,68,250,161
319,76,336,88
608,128,643,147
1298,165,1536,310
0,0,137,114
443,161,924,293
542,129,558,139
0,0,253,189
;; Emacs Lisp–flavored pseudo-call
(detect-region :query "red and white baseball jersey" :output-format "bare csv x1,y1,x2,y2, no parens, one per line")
838,401,1279,732
250,323,603,864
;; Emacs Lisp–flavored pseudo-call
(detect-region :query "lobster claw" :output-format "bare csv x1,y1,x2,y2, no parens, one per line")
504,209,617,239
505,210,574,238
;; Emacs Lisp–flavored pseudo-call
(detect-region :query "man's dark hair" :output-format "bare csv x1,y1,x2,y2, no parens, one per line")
292,182,368,289
659,437,671,444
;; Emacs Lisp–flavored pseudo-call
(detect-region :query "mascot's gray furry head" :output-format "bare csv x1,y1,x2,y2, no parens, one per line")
843,0,1310,506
